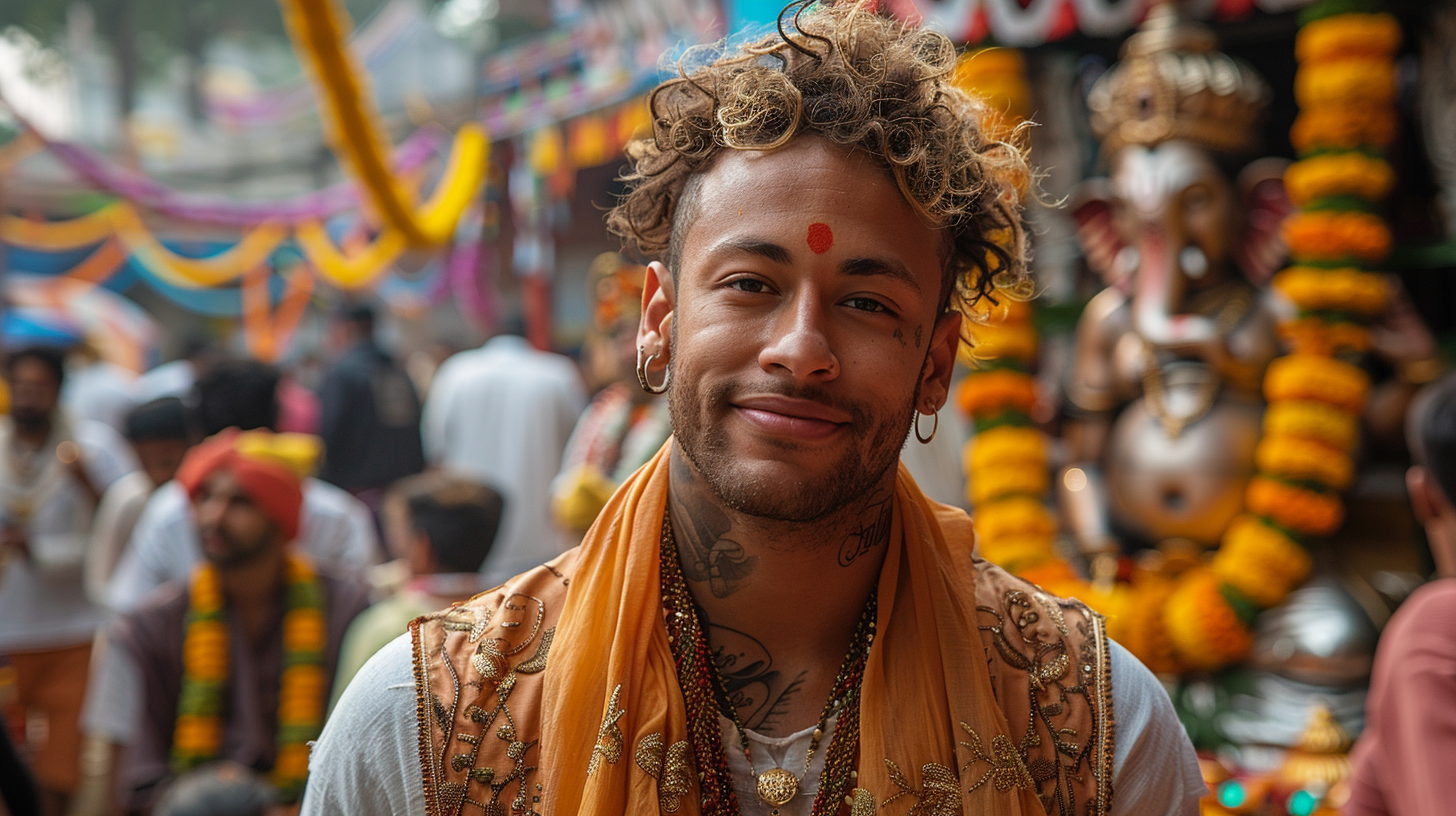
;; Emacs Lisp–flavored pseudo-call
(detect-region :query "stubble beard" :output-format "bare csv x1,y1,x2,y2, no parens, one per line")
669,368,918,524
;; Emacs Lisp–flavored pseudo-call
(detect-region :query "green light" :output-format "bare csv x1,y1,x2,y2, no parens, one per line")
1218,780,1246,809
1288,789,1319,816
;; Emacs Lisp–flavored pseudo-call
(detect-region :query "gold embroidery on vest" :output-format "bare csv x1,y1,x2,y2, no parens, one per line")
587,684,627,776
849,787,877,816
958,724,1035,793
636,732,693,813
881,760,961,816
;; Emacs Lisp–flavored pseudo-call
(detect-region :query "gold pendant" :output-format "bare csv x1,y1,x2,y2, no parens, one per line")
757,767,799,807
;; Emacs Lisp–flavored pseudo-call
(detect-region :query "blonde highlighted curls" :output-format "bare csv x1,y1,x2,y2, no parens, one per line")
604,0,1034,323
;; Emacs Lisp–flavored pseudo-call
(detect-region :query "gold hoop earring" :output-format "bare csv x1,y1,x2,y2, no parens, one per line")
636,346,671,395
914,410,938,444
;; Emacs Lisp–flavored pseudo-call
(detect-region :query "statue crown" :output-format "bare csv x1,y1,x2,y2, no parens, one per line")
1087,3,1269,156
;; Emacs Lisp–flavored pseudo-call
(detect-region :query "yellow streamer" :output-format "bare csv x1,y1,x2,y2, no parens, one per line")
294,220,406,289
278,0,488,247
1,203,123,250
111,206,288,289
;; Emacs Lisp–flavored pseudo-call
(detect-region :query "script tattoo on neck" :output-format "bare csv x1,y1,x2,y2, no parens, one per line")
710,623,806,734
670,455,757,598
837,488,894,567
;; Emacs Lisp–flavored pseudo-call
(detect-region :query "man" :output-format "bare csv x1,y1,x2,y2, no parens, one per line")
0,347,137,816
105,360,378,613
85,397,193,607
86,430,370,810
421,314,586,584
317,303,425,506
62,342,138,435
307,5,1202,816
1346,374,1456,815
330,473,504,708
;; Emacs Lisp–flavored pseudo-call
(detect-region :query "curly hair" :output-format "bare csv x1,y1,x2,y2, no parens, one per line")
605,0,1034,322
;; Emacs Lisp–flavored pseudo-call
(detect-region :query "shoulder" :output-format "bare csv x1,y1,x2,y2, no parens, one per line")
413,552,579,638
303,478,366,516
1391,578,1456,623
1377,578,1456,658
134,482,188,530
111,581,189,658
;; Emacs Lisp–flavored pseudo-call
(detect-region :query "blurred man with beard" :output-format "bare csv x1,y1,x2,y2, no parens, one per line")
0,347,136,816
85,430,370,811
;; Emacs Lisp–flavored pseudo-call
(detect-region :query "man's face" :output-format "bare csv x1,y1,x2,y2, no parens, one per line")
193,468,283,569
133,438,191,488
654,136,958,522
7,358,60,430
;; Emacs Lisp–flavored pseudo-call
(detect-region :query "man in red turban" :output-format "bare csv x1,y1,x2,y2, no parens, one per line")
83,429,371,811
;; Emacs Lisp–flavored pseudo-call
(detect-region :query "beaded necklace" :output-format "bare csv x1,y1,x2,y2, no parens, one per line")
172,553,326,802
660,519,874,816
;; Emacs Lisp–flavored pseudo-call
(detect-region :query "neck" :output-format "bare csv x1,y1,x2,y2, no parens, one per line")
12,418,52,448
218,547,287,645
666,443,893,736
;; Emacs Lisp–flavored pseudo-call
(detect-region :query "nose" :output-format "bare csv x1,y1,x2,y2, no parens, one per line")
195,495,226,530
757,289,839,382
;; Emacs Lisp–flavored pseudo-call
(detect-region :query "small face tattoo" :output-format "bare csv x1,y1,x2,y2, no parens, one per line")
806,222,834,254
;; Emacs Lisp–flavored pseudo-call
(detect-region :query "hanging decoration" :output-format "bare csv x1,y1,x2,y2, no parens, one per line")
242,262,316,363
278,0,488,248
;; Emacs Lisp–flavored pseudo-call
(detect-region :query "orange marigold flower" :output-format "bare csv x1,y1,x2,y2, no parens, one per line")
1246,477,1344,537
1283,211,1392,264
955,369,1037,419
1290,107,1397,154
1264,354,1370,413
1164,571,1254,672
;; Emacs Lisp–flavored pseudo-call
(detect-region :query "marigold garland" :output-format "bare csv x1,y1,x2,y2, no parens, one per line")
1263,400,1360,452
1164,571,1256,671
172,553,326,802
1263,354,1371,412
1272,267,1390,315
1282,210,1392,263
1213,516,1314,607
1246,477,1345,537
1284,153,1394,208
1255,436,1354,490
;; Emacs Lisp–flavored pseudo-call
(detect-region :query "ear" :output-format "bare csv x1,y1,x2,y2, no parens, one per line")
1236,158,1293,285
918,311,963,413
1070,179,1129,294
1408,465,1443,527
638,261,676,367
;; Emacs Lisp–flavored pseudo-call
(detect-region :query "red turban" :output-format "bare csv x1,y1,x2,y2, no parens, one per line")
176,429,318,542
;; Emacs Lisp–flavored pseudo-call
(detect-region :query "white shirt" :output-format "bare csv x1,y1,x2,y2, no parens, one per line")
104,478,379,613
63,361,138,434
421,336,587,584
131,360,195,405
0,416,137,652
84,470,155,610
303,637,1205,816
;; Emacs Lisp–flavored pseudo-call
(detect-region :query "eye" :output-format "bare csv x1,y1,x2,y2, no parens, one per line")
845,296,892,314
726,277,772,294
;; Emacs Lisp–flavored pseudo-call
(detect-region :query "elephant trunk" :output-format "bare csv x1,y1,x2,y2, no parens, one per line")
1131,228,1219,352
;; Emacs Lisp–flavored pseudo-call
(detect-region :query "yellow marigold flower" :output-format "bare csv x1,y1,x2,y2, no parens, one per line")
955,370,1038,419
1291,106,1397,154
1264,354,1370,413
272,742,312,783
1283,211,1392,264
967,426,1045,471
1163,571,1254,672
1285,153,1394,207
1214,515,1313,608
182,621,229,681
190,567,223,612
964,322,1038,363
1295,58,1397,108
1257,435,1353,490
281,664,328,700
1278,318,1371,357
976,533,1056,573
278,691,325,726
172,715,224,755
285,554,317,583
1272,267,1390,316
283,609,327,654
1263,400,1359,452
1122,578,1182,675
1295,13,1401,64
973,495,1057,544
969,465,1049,506
1246,477,1344,537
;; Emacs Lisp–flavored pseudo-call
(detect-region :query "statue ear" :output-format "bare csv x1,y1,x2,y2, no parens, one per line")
1071,178,1131,294
1235,158,1293,285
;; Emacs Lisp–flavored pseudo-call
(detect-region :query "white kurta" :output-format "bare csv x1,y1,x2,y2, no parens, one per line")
421,336,587,584
104,478,379,613
0,416,137,652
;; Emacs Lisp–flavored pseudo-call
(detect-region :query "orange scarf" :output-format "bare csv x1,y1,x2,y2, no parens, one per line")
539,444,1048,815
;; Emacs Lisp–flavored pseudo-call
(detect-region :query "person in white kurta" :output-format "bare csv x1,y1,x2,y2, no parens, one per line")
421,334,587,584
0,348,137,809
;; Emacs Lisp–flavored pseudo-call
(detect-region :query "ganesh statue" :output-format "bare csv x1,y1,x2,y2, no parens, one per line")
1055,4,1399,765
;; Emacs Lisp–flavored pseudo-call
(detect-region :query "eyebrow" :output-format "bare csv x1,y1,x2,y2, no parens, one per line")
840,256,922,294
713,238,794,266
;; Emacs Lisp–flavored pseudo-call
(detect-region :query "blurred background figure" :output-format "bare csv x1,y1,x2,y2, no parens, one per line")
130,337,216,406
330,472,503,707
84,430,370,811
84,397,193,609
421,314,585,585
61,342,137,436
105,359,378,613
152,763,281,816
317,303,424,518
552,254,670,537
0,347,137,816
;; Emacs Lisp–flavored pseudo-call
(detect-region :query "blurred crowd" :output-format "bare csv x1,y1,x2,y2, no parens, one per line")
0,253,682,816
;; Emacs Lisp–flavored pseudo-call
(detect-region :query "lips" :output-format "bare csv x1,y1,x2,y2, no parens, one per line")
731,395,851,441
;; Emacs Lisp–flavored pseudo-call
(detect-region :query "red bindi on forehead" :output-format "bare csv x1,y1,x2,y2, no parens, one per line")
806,222,833,254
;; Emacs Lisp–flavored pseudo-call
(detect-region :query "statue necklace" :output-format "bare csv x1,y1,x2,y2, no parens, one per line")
660,518,875,816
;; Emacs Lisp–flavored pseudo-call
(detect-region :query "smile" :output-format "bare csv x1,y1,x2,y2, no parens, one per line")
731,396,851,441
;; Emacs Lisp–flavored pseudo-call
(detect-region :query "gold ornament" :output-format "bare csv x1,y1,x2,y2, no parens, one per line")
756,766,799,807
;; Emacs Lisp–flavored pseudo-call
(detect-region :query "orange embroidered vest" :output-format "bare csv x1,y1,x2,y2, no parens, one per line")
409,549,1114,816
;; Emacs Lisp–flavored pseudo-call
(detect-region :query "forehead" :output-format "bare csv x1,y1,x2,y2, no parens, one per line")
1111,142,1224,214
679,137,944,266
198,467,247,499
